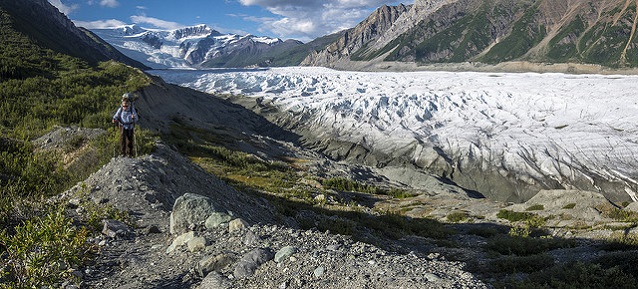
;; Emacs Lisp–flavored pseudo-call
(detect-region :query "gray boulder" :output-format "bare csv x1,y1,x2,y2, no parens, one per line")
170,193,220,234
233,248,274,278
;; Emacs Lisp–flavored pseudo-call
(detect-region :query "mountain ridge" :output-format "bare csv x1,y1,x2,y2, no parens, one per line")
303,0,638,69
0,0,147,69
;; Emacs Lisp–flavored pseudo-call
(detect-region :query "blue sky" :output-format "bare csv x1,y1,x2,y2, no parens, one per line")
49,0,413,42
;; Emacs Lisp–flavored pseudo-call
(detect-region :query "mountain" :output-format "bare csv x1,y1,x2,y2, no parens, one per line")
91,24,324,69
0,0,147,69
303,0,638,69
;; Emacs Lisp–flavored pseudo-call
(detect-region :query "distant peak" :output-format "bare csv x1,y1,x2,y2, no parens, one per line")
169,24,218,39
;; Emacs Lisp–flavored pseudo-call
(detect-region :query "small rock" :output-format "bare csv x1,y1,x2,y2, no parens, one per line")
102,219,133,239
68,198,81,208
198,253,236,276
243,230,260,245
233,248,274,278
313,266,325,277
424,273,441,282
166,231,195,254
275,246,297,263
205,212,234,229
187,236,207,252
229,218,249,233
197,271,231,289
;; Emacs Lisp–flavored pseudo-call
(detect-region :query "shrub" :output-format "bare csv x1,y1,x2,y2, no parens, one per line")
0,209,93,288
486,235,576,256
526,204,545,211
489,254,555,274
562,203,576,209
497,209,537,222
520,261,638,288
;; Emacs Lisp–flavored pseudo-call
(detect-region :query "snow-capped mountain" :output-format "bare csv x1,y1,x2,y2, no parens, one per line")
150,67,638,204
90,24,302,69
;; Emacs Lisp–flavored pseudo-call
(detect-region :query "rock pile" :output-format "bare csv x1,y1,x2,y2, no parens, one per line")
60,142,488,288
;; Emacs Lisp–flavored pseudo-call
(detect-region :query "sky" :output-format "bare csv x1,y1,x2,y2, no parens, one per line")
48,0,413,42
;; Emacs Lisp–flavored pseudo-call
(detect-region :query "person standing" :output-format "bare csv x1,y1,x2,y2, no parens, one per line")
112,93,138,157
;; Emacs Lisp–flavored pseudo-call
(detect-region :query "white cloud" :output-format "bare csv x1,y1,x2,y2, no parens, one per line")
237,0,411,40
100,0,119,8
73,19,127,29
48,0,79,15
130,15,184,30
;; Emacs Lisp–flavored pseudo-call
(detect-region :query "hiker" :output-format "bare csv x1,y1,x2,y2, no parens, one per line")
112,93,138,157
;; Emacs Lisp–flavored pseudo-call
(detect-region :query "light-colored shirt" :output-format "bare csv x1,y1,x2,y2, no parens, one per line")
113,105,138,129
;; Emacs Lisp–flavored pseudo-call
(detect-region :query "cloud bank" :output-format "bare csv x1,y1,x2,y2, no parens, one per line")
237,0,412,40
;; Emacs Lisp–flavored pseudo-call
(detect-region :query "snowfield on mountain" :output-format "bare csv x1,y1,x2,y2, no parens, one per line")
150,67,638,203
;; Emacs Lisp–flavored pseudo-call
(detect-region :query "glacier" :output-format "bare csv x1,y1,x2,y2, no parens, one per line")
150,67,638,203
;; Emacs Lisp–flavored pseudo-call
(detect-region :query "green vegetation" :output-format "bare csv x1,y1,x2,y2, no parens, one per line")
165,122,451,244
413,3,493,63
513,261,638,288
497,209,537,222
546,16,586,62
0,9,152,287
578,4,638,67
481,3,546,63
562,203,576,209
447,211,470,223
0,209,92,288
526,204,545,211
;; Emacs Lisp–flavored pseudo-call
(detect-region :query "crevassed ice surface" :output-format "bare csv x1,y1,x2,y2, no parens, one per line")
150,67,638,201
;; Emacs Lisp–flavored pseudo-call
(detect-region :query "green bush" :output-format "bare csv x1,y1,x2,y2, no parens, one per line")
497,209,537,222
0,209,93,288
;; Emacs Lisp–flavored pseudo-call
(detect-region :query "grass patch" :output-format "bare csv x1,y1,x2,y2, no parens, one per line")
563,203,576,209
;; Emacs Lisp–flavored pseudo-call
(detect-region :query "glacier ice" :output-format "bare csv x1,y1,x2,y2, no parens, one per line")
150,67,638,203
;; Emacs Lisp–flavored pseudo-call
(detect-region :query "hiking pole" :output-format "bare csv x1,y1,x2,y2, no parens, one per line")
134,127,139,158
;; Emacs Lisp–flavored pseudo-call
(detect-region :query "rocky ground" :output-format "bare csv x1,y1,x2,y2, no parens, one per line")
41,115,638,289
56,141,488,289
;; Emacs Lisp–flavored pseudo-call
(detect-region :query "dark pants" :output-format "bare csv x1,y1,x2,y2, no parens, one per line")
120,127,135,157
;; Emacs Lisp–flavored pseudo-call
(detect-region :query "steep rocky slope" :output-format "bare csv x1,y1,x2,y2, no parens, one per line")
303,0,638,69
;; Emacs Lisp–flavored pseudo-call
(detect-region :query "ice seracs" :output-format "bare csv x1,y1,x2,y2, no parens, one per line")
150,67,638,203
